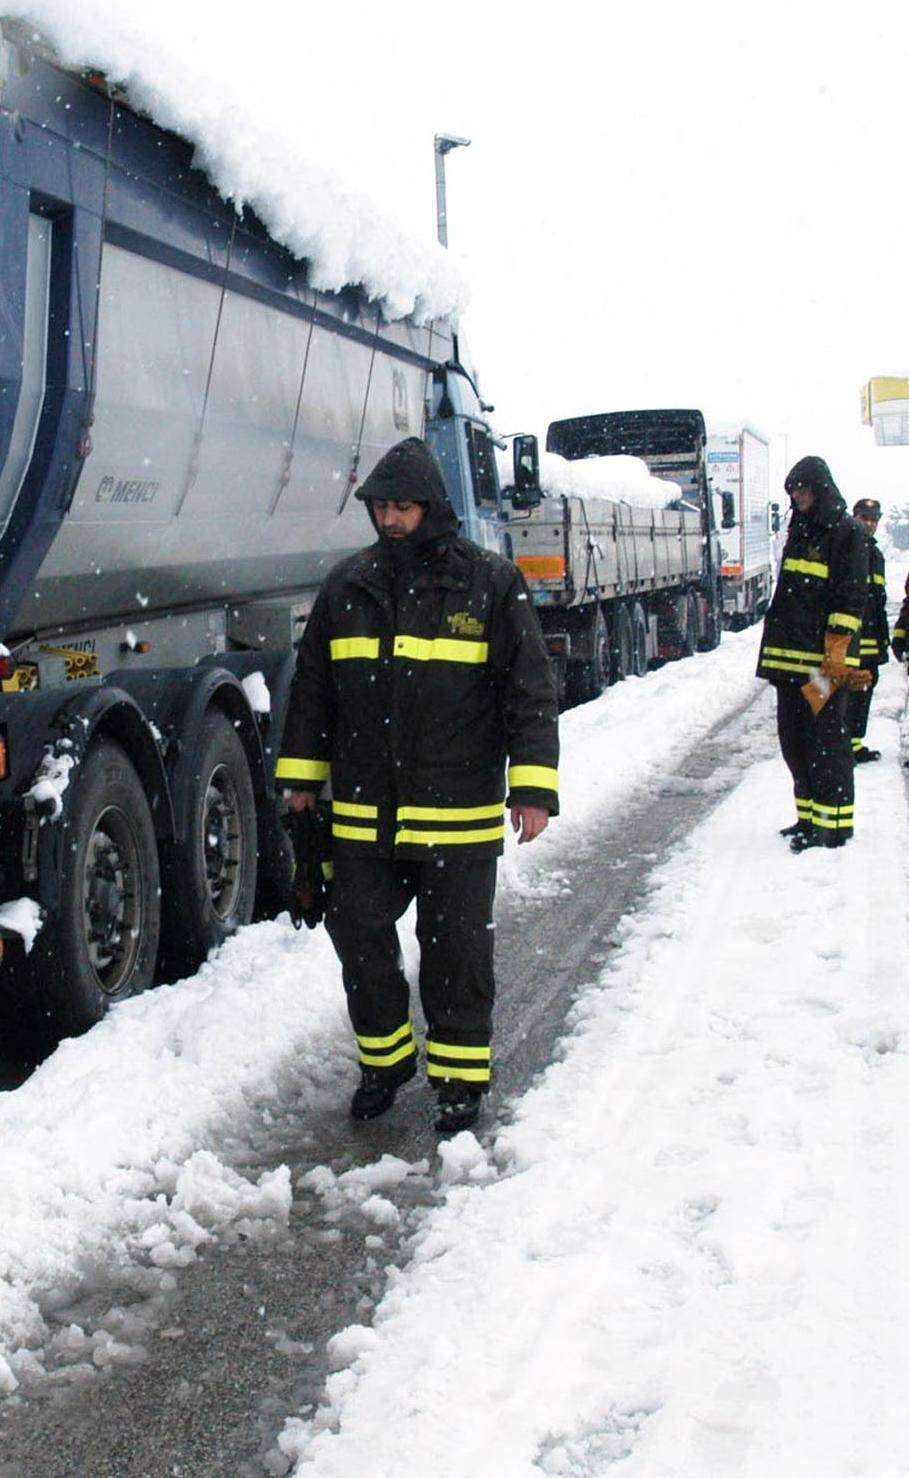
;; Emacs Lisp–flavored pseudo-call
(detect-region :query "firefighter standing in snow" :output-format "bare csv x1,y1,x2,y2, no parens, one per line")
276,438,559,1131
891,573,909,666
847,498,889,763
756,456,870,851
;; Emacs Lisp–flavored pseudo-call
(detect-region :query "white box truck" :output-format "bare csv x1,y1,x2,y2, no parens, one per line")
707,426,777,628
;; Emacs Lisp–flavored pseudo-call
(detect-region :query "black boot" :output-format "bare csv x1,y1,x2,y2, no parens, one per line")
790,829,821,853
434,1082,483,1134
350,1058,416,1121
780,820,810,838
853,747,881,764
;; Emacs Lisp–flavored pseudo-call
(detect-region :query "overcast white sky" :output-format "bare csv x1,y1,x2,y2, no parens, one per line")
16,0,909,511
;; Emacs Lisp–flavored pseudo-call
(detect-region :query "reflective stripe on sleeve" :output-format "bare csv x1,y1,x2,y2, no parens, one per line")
783,558,829,579
276,757,330,782
507,764,559,792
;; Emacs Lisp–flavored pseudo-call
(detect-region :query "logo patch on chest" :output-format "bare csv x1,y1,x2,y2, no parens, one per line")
447,611,485,637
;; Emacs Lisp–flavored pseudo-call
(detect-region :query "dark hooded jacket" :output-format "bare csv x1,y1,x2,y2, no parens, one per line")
757,456,869,684
276,438,559,860
857,535,889,667
893,571,909,661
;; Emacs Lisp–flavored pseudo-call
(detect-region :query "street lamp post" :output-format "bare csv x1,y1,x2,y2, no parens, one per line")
434,132,471,247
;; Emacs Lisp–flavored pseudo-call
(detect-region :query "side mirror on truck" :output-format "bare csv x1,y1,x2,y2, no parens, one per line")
770,501,781,533
721,491,736,530
511,434,542,509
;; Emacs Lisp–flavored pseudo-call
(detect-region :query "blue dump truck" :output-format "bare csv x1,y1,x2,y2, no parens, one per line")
0,22,723,1046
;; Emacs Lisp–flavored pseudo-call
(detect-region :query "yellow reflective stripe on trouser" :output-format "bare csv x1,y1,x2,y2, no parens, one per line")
851,737,864,751
828,612,862,632
426,1039,491,1084
812,801,854,831
783,558,829,578
393,635,488,663
357,1020,417,1069
873,573,886,586
508,764,559,792
330,637,380,660
276,757,331,782
795,796,812,818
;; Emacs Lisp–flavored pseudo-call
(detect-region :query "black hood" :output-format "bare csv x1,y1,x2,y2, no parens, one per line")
784,455,847,528
356,437,459,548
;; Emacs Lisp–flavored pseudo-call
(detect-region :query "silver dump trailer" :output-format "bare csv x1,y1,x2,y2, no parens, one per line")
498,409,724,703
0,22,501,1044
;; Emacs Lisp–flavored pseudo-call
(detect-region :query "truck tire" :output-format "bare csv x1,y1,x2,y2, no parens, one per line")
161,708,257,974
31,739,161,1043
630,602,648,675
567,606,610,705
611,604,634,682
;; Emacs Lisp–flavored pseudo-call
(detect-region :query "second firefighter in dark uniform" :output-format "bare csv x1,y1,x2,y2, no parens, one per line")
757,456,871,851
276,438,559,1131
848,497,889,763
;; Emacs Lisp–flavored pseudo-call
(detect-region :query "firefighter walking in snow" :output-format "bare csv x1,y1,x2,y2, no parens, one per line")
757,456,871,851
847,498,889,763
276,438,559,1131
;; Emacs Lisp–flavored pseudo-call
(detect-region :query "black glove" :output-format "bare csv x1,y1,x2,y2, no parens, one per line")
281,802,332,929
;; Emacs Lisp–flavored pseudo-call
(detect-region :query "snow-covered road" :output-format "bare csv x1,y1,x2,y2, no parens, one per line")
278,625,909,1476
1,584,908,1478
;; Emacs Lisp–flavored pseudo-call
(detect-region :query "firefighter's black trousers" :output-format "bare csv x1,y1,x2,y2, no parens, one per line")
325,853,497,1091
776,683,854,841
846,667,879,749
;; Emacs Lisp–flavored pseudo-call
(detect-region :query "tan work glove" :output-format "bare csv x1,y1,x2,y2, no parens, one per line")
801,631,871,715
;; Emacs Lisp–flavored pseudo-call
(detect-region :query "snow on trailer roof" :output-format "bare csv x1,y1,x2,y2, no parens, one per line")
3,4,467,323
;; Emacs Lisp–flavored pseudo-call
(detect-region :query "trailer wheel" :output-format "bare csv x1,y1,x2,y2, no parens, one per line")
567,606,610,704
161,708,257,974
611,605,634,682
32,739,161,1043
630,602,648,675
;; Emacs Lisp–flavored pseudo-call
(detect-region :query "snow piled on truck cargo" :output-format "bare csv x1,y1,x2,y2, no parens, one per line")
7,1,465,321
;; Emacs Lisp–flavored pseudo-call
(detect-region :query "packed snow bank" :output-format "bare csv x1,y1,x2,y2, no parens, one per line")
281,657,909,1478
9,1,464,321
0,629,762,1391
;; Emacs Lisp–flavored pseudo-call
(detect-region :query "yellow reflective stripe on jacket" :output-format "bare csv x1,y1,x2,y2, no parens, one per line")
873,572,886,586
426,1040,491,1061
394,825,506,847
762,645,823,663
396,802,504,822
895,627,907,639
859,640,879,652
783,557,829,578
276,757,331,782
393,634,488,663
508,764,559,792
333,800,379,818
332,822,378,842
828,611,862,631
330,637,380,660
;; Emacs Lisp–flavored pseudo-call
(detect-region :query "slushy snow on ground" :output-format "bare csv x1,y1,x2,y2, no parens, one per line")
0,571,907,1478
